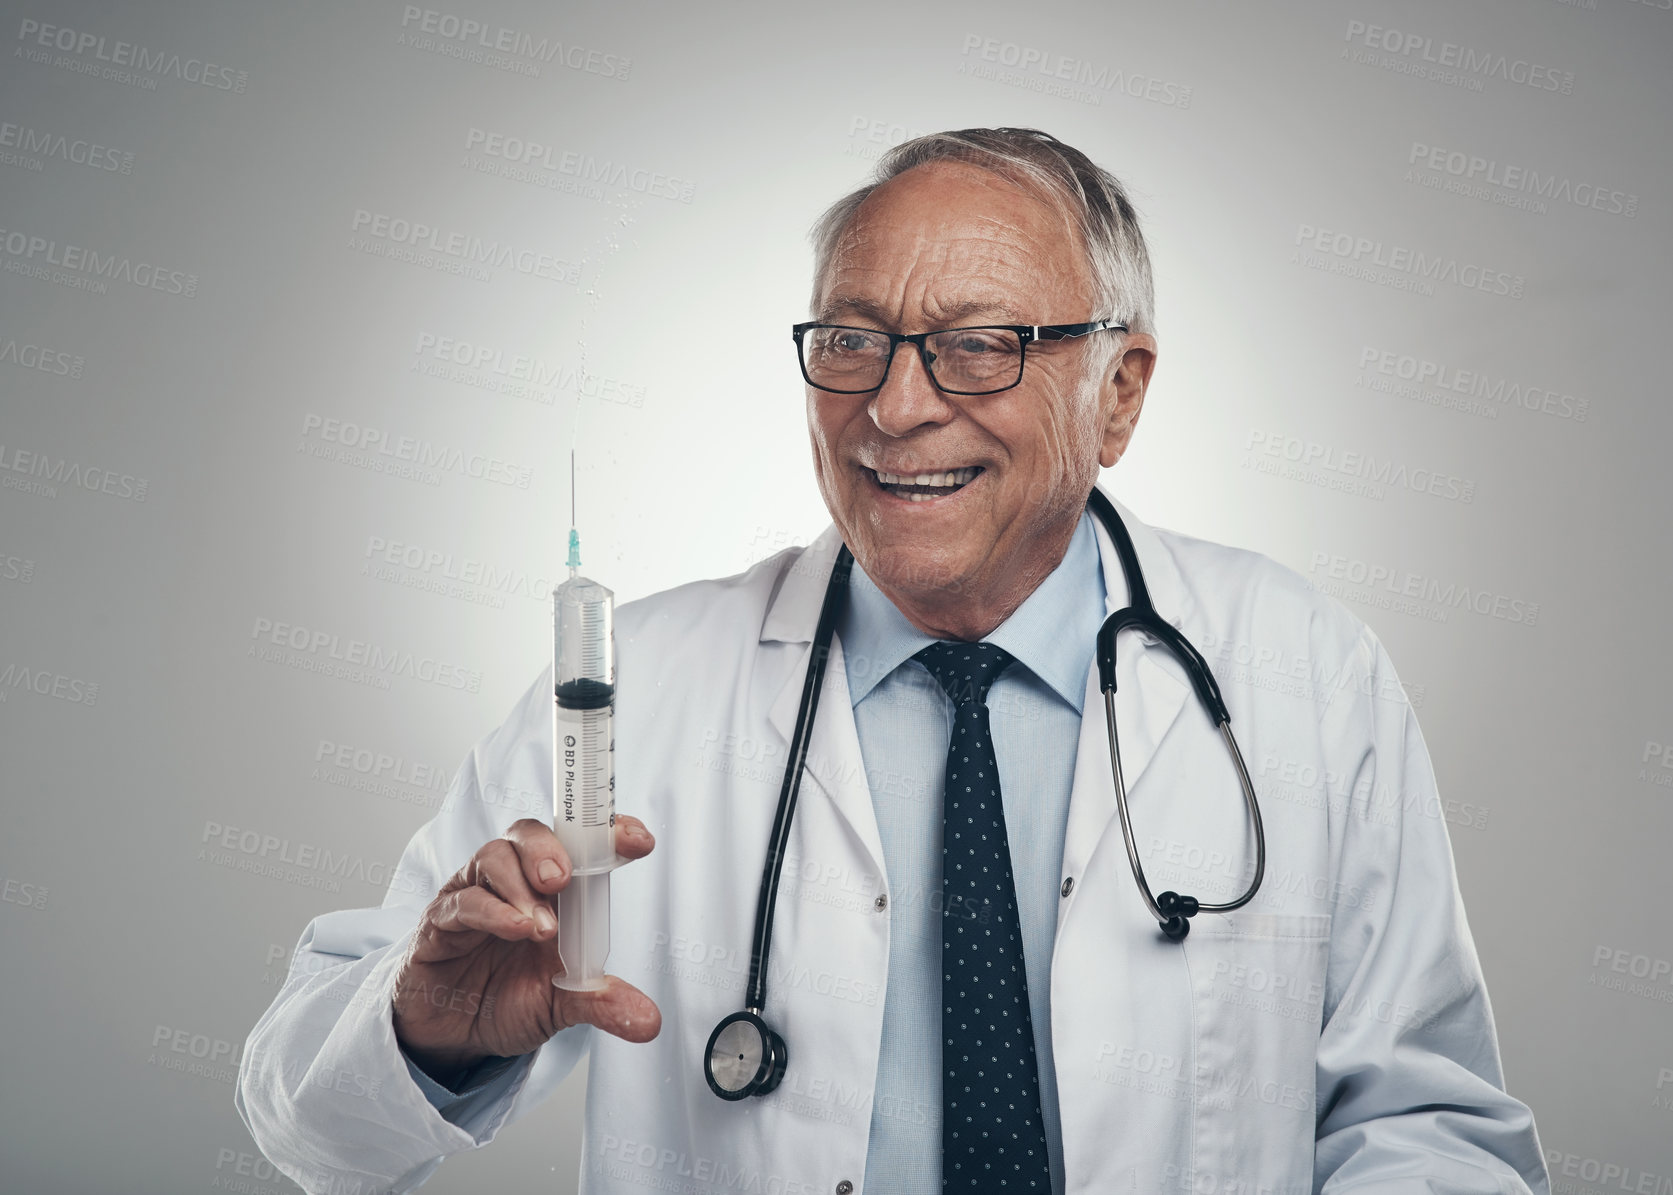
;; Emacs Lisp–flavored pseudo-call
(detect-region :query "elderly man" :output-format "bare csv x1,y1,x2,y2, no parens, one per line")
239,128,1549,1194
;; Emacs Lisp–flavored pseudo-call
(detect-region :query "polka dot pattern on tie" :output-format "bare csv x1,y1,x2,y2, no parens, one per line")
914,641,1050,1192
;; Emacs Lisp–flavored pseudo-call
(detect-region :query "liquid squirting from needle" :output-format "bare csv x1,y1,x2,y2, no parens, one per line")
551,447,621,991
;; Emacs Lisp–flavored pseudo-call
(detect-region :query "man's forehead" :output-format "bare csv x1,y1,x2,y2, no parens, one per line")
818,291,1031,326
844,164,1072,244
814,160,1091,318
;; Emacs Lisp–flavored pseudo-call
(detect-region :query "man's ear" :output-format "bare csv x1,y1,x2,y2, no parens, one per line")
1099,334,1157,469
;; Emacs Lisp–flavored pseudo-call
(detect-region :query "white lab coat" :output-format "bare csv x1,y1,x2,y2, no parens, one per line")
237,492,1549,1195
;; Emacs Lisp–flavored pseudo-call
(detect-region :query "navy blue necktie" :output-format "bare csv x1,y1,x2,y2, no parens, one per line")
915,641,1051,1191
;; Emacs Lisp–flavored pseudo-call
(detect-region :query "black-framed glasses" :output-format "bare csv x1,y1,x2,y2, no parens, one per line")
791,319,1126,396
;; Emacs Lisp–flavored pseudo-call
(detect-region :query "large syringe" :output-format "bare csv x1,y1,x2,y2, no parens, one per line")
552,522,623,992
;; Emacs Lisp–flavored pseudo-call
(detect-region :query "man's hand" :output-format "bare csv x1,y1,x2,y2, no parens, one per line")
391,816,660,1087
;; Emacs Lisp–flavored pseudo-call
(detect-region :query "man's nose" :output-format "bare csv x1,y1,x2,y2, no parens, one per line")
869,341,955,437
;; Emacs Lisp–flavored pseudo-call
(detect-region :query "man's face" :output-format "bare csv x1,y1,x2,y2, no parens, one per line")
806,161,1153,634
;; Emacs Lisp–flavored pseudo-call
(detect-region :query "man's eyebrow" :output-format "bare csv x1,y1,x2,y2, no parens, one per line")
818,295,1024,326
817,295,893,324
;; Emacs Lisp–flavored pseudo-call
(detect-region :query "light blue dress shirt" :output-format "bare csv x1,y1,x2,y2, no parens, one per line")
409,512,1105,1195
842,511,1104,1195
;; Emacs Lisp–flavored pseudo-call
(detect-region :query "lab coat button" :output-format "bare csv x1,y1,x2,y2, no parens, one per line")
1061,876,1074,898
874,894,887,911
836,1182,854,1195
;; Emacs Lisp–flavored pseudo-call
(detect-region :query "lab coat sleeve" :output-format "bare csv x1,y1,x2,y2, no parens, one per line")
1313,629,1549,1194
235,670,592,1195
403,1048,529,1122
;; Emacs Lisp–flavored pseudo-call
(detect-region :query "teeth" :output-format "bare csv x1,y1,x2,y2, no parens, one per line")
874,467,979,488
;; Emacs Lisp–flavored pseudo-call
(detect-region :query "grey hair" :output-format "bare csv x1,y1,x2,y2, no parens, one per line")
808,127,1156,345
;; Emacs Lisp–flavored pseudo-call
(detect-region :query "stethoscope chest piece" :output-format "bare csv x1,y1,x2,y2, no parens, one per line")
704,1010,787,1100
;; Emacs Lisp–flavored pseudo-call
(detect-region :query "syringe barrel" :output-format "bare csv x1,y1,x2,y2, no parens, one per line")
554,702,616,873
554,574,614,691
553,572,616,990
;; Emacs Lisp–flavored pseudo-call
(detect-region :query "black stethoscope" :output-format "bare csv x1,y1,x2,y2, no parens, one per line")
703,488,1266,1101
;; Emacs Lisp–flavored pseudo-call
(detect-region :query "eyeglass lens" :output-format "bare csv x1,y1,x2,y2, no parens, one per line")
801,326,1024,394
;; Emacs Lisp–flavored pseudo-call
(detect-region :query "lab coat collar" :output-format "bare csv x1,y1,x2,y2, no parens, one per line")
836,511,1103,715
758,484,1195,646
758,484,1195,879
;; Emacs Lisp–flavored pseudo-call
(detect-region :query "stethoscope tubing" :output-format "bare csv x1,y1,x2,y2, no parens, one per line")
744,544,853,1015
717,489,1266,1095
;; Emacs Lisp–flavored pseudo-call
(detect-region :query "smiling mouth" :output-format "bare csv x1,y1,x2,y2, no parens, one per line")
865,466,983,502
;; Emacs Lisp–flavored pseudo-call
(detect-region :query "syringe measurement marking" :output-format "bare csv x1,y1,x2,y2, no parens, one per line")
581,618,605,674
579,714,611,824
557,711,613,827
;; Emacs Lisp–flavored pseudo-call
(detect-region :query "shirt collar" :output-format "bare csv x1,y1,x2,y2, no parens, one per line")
839,510,1106,713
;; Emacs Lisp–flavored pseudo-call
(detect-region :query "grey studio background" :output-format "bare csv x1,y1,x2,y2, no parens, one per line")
0,0,1668,1191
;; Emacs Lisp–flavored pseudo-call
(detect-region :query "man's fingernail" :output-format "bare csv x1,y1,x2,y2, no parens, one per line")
538,859,562,885
629,824,651,841
534,906,557,935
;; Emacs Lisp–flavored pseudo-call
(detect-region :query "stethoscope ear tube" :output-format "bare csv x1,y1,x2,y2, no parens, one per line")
1090,487,1264,939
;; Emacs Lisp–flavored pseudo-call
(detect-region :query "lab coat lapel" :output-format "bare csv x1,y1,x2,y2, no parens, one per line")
758,496,1197,891
1060,490,1194,888
761,526,886,875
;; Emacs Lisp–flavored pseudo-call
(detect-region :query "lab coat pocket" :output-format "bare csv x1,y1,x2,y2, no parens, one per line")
1180,912,1330,1194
